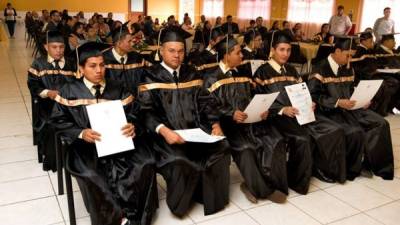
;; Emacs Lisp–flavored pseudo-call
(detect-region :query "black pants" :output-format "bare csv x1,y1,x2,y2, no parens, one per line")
6,20,16,37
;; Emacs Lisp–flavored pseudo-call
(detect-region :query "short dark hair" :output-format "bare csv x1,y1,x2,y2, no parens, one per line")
226,15,232,20
338,5,344,10
384,7,391,12
50,10,59,17
282,21,289,26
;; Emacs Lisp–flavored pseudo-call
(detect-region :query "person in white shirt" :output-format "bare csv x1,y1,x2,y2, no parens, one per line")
329,5,352,36
3,3,17,38
373,7,395,43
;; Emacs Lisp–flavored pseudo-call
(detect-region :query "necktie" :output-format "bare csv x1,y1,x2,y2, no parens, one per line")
172,71,179,85
93,84,102,102
280,67,286,75
54,60,61,70
120,57,125,64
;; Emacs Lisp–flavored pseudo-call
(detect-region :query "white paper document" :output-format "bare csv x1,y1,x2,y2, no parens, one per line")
376,68,400,74
174,128,226,143
243,92,280,123
350,80,383,110
250,60,265,75
285,82,316,125
86,100,135,157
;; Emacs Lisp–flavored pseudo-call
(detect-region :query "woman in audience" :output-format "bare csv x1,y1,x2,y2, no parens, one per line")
69,22,87,50
313,23,334,44
270,21,280,32
215,16,222,28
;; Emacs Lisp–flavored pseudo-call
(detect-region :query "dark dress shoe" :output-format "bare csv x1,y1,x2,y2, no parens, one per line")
267,190,287,204
240,182,258,204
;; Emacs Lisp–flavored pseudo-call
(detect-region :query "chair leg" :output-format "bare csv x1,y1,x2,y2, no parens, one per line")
65,168,76,225
56,134,64,195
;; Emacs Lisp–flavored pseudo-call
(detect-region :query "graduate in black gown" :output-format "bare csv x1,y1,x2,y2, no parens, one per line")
308,37,394,180
190,27,225,69
27,30,76,171
353,32,399,116
241,30,266,61
201,35,288,203
103,27,150,95
50,42,158,225
137,27,230,216
254,32,348,188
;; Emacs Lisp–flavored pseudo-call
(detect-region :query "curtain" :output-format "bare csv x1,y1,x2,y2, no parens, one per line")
202,0,224,25
237,0,271,30
287,0,334,39
179,0,195,24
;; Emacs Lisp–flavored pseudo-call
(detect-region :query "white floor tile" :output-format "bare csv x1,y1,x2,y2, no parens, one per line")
197,212,258,225
0,134,32,150
246,202,321,225
0,176,54,205
0,196,63,225
188,201,241,223
289,190,359,224
356,176,400,200
49,171,80,193
328,213,383,225
325,182,393,211
366,201,400,225
229,182,272,210
0,160,45,183
310,177,337,189
0,146,37,164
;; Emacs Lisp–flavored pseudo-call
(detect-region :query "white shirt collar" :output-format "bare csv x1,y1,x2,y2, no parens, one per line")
205,45,216,55
161,61,181,77
112,48,128,64
83,77,106,96
360,44,368,50
47,55,65,69
244,46,253,52
380,44,394,54
328,54,340,76
267,58,286,74
218,61,238,75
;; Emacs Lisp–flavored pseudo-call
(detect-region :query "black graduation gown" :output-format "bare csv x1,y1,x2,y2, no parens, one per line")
27,56,76,171
190,49,218,68
202,66,288,197
353,46,400,116
103,48,148,95
50,78,158,225
137,64,230,216
254,62,347,188
308,59,394,180
375,46,400,69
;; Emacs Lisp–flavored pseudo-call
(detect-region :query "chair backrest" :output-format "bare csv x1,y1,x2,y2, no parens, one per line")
289,42,307,64
313,44,334,64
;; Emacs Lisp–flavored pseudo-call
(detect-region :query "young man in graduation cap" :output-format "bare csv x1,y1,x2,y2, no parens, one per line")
189,26,225,69
308,36,394,180
353,32,400,116
137,26,231,216
50,42,158,225
27,30,76,171
254,31,349,189
375,33,400,68
201,35,288,203
241,30,265,60
103,26,149,95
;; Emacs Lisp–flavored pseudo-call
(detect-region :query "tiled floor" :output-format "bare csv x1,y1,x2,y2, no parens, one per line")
1,24,400,225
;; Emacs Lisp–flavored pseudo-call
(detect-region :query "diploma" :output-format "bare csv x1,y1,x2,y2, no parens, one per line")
174,128,226,143
86,100,135,157
350,80,383,110
285,82,316,125
243,92,279,123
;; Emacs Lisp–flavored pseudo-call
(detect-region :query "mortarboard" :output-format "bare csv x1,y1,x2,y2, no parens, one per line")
46,30,64,44
214,35,238,61
244,29,261,45
334,35,358,51
358,31,373,41
381,33,400,42
74,42,111,77
210,26,224,41
110,25,130,44
154,26,192,61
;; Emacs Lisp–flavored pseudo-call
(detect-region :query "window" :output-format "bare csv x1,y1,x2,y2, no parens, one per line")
238,0,271,20
360,0,400,33
287,0,334,23
179,0,195,23
202,0,224,18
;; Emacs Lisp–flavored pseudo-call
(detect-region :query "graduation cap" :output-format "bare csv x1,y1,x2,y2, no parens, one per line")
46,30,64,44
358,31,373,41
267,31,291,58
214,35,239,61
154,26,193,61
74,42,111,77
110,25,130,44
244,29,261,46
210,26,224,41
334,35,358,51
381,33,400,42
